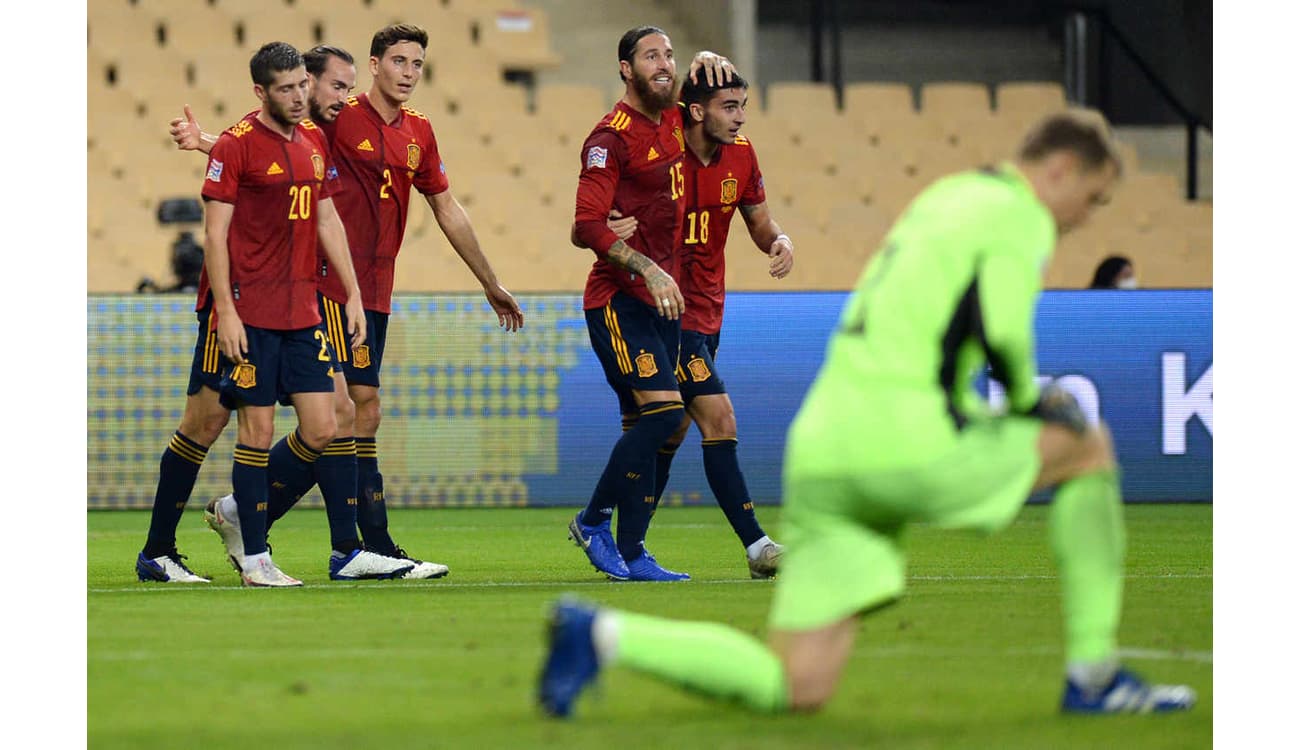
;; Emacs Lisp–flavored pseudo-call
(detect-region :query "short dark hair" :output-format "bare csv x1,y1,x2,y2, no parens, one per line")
250,41,303,87
1090,255,1133,289
679,71,749,124
370,23,428,60
617,25,667,82
303,45,354,76
1018,109,1123,175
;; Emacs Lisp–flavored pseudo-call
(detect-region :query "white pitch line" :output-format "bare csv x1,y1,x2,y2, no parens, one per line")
88,571,1210,594
89,644,1212,665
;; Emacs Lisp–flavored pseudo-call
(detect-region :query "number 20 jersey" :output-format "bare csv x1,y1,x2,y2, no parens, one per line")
199,114,337,331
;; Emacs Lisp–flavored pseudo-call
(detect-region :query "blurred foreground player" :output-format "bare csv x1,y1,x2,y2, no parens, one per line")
541,109,1197,715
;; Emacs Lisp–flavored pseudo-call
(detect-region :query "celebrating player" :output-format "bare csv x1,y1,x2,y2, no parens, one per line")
601,70,793,578
173,26,525,578
541,109,1198,715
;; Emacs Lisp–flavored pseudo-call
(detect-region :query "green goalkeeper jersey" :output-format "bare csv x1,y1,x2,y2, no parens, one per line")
787,162,1056,475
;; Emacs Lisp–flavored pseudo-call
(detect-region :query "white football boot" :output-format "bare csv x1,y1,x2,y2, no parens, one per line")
204,494,245,572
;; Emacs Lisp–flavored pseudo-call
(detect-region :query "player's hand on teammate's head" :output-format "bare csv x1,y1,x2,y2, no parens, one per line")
606,210,638,242
688,51,734,87
169,104,202,151
769,236,794,279
1030,381,1089,435
486,283,524,332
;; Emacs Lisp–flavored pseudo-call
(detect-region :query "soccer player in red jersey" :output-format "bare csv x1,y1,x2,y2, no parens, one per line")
201,42,367,587
145,45,416,584
170,28,524,577
657,71,794,578
567,26,718,582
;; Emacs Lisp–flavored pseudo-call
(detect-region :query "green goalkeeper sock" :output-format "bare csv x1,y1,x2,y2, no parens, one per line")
598,609,789,713
1048,469,1127,665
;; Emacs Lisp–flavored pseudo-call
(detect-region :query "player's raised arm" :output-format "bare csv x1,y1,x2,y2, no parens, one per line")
739,202,794,279
169,105,219,155
425,190,524,332
316,196,367,349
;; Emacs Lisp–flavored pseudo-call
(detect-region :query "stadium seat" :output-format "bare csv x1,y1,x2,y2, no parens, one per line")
534,83,607,121
471,6,562,73
764,81,838,131
995,81,1067,119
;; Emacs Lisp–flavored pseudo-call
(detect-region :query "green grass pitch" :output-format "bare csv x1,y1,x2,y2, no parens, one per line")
88,505,1211,749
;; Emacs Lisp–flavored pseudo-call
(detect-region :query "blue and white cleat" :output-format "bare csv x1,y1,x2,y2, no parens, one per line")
567,512,630,580
1062,668,1196,714
625,549,690,582
136,550,210,583
539,599,602,718
328,549,416,580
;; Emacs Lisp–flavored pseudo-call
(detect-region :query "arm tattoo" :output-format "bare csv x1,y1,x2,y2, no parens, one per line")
606,239,659,278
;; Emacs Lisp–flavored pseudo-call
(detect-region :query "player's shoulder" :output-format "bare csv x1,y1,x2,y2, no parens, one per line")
596,104,636,138
400,104,430,122
223,116,257,140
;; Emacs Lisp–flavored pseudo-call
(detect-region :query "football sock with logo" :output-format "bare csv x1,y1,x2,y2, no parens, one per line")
702,438,765,548
578,413,640,527
610,401,685,561
232,444,272,556
1049,469,1126,665
264,430,320,529
316,437,361,553
594,608,789,713
143,431,209,558
355,438,397,555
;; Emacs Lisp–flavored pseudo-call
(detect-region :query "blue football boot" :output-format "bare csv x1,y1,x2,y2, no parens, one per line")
538,599,602,718
567,512,630,580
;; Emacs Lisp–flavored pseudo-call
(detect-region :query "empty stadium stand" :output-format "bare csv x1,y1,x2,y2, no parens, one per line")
87,1,1211,293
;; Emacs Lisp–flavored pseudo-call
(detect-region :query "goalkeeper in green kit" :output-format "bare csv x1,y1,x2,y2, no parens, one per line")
539,109,1196,717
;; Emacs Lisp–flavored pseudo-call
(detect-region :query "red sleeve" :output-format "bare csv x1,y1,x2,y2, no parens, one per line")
740,145,766,206
414,122,450,196
572,130,625,255
200,134,242,204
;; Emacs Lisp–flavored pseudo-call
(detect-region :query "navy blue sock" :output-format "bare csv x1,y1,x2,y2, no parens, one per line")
316,437,361,553
589,401,685,562
265,429,319,530
231,444,271,556
143,431,209,558
702,438,765,547
579,413,641,526
356,438,397,554
649,444,679,519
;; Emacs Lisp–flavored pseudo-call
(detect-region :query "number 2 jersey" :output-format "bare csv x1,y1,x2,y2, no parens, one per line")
678,135,765,335
199,114,338,331
573,101,686,310
317,93,449,314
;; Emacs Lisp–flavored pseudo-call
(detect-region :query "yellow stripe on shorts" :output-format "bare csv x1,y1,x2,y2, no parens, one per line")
605,303,633,375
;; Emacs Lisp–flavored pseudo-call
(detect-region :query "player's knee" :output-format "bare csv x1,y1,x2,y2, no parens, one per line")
1075,421,1116,475
353,395,381,433
635,401,687,444
189,409,231,446
299,420,337,452
333,394,356,435
691,396,737,440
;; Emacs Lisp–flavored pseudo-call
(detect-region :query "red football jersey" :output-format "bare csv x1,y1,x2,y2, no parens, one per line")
573,102,686,310
679,135,766,334
198,115,337,330
318,93,449,313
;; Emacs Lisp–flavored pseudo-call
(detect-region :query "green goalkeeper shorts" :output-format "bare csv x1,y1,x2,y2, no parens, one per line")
768,415,1042,632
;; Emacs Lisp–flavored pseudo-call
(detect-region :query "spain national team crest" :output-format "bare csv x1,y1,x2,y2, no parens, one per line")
635,352,658,378
687,356,712,383
231,363,257,388
720,178,738,205
407,144,422,170
311,153,325,181
352,345,372,369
